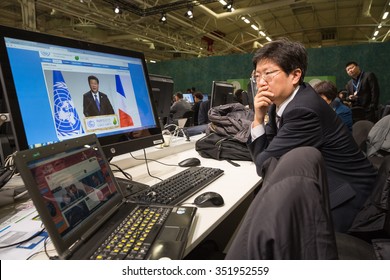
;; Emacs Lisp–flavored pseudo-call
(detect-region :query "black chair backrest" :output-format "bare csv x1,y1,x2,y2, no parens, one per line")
348,155,390,242
182,110,194,127
352,120,374,152
351,106,366,123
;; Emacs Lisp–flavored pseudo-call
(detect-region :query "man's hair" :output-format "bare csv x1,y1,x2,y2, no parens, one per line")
252,38,307,84
194,92,203,100
345,61,358,68
313,81,337,101
88,75,99,84
175,92,183,99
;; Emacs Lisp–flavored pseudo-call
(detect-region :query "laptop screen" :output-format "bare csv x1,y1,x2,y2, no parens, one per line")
14,134,123,256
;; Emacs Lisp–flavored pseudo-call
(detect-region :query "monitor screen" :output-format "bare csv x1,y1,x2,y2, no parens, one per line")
202,93,209,101
0,25,163,158
210,81,235,108
183,93,194,104
149,74,174,127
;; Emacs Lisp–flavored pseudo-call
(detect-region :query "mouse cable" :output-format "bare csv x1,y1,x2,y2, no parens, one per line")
129,151,179,167
109,162,133,181
26,234,58,260
128,150,163,182
0,155,17,190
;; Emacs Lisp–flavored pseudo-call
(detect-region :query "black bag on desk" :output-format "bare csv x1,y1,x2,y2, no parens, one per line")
195,133,252,161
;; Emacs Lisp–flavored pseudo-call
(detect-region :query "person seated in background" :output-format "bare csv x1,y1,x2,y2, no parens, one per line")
169,92,192,120
313,81,353,132
198,99,211,125
248,38,377,233
192,92,203,126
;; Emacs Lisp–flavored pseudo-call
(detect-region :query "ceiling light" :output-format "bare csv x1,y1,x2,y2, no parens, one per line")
378,24,382,28
259,31,266,36
241,17,250,24
266,36,272,42
224,1,234,12
185,8,193,19
251,24,259,31
383,11,389,19
219,0,227,5
374,30,379,36
114,6,120,14
160,13,167,23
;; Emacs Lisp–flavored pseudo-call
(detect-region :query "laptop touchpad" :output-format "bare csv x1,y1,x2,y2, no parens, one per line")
159,226,186,241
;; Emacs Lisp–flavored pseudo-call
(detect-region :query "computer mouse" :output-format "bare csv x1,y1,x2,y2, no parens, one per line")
178,157,201,167
194,191,224,207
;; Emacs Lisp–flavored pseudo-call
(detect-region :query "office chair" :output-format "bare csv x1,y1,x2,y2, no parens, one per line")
351,106,366,123
382,105,390,119
182,110,194,127
336,155,390,259
225,147,338,260
352,120,374,153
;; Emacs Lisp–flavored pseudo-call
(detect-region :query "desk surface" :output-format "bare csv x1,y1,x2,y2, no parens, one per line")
0,134,262,259
112,134,262,255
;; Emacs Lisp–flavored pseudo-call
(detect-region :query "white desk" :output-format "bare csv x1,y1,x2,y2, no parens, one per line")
112,134,262,255
0,134,262,259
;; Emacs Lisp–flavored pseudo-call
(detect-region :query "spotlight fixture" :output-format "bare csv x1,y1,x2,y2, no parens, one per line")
114,6,120,14
224,1,234,12
160,13,167,23
185,8,193,19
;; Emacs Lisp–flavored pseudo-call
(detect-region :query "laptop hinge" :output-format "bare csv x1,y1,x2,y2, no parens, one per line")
62,202,122,259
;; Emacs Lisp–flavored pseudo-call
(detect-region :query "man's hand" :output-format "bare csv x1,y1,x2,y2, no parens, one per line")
253,85,274,127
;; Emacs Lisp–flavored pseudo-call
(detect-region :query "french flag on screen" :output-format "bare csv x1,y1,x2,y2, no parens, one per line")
115,75,134,127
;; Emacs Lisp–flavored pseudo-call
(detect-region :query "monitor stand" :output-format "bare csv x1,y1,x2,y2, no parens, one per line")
115,177,150,197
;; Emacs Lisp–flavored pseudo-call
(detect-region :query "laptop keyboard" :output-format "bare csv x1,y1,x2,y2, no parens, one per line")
91,205,171,260
128,166,224,205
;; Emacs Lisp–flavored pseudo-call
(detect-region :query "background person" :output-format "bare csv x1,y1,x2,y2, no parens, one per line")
313,80,353,132
345,61,380,122
192,92,203,126
169,92,192,120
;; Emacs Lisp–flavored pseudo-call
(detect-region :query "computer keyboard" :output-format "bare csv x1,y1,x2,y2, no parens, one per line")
128,166,224,206
90,205,194,260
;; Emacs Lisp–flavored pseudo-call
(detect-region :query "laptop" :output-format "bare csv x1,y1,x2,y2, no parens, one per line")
13,134,197,260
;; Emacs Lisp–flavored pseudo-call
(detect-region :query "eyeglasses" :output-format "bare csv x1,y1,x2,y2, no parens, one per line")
251,70,281,83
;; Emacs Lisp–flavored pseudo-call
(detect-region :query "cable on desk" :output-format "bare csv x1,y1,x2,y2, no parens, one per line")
109,162,133,181
0,227,46,249
129,151,180,168
0,152,17,190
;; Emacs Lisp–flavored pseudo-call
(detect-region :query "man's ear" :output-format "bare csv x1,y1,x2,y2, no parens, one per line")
291,68,302,85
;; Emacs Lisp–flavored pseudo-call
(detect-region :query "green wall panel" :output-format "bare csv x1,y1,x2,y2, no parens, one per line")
148,41,390,105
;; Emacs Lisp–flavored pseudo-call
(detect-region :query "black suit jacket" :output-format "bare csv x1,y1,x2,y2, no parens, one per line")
248,83,377,232
83,91,115,117
346,71,380,121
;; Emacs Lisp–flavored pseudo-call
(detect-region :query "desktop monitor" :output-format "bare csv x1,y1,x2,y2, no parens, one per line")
210,81,235,108
0,25,164,159
245,79,256,110
183,93,194,104
149,74,174,127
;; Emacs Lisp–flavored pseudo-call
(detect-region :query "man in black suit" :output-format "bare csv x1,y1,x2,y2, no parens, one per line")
345,61,380,122
248,38,377,233
83,75,115,117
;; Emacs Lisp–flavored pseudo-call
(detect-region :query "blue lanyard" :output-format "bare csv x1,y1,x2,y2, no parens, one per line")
352,72,363,92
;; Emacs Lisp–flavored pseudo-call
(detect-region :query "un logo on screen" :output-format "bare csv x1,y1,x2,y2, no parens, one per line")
54,84,83,137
